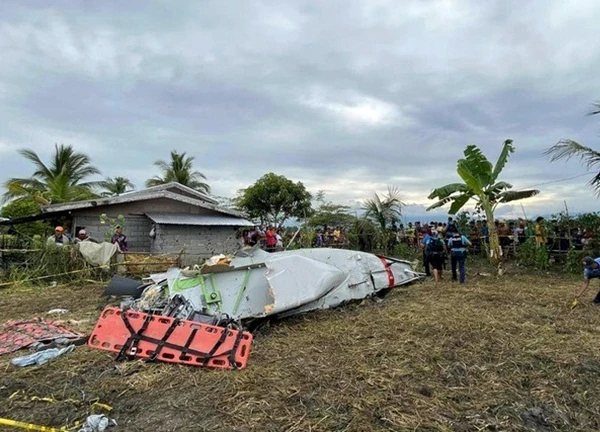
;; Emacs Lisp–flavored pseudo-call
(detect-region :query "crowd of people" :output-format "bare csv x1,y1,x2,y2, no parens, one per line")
396,216,594,255
240,225,350,251
241,226,285,251
47,225,128,252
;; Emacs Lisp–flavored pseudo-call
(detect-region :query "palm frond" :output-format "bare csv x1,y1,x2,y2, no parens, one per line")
588,102,600,116
544,140,600,169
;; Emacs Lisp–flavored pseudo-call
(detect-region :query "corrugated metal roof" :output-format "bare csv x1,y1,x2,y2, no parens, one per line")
40,183,247,219
146,213,254,226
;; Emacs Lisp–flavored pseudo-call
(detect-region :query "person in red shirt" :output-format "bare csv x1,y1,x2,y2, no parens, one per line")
265,226,277,252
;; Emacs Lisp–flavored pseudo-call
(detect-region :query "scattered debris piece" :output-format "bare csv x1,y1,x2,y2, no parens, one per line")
77,414,117,432
11,345,76,367
0,318,83,356
46,309,69,315
104,274,145,298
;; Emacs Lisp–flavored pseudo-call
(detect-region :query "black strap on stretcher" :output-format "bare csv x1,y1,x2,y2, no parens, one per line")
116,311,243,368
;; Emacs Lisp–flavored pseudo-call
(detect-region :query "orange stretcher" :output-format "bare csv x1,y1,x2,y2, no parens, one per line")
88,307,252,370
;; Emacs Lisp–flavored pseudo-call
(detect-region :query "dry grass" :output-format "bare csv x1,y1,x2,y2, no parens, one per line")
122,253,180,275
1,261,600,431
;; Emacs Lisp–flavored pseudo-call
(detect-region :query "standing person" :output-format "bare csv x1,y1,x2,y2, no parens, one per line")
265,226,277,252
111,225,128,252
573,256,600,304
535,217,546,246
421,229,433,277
73,229,98,244
257,226,267,249
275,229,284,251
425,230,446,282
405,222,416,248
446,217,458,237
448,231,472,283
47,226,71,246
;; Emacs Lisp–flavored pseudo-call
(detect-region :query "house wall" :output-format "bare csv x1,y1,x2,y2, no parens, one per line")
152,224,241,267
72,214,153,252
68,198,243,259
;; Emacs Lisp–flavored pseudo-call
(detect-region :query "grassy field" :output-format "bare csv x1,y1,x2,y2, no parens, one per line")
1,262,600,432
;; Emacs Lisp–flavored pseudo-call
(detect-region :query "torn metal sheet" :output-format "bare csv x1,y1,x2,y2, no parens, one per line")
160,247,422,322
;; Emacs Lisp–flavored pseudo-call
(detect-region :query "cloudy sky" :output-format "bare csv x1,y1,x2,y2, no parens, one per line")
1,0,599,221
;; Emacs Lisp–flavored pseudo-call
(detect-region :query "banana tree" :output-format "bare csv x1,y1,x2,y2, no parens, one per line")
427,140,539,270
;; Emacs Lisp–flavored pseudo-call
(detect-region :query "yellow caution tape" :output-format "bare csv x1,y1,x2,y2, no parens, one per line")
0,417,67,432
30,396,57,404
91,402,113,412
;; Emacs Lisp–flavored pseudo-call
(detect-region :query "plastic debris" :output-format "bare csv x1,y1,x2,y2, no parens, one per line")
46,309,69,315
77,415,117,432
11,344,75,367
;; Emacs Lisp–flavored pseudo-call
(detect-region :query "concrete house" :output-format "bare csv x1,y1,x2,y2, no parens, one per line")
40,183,253,266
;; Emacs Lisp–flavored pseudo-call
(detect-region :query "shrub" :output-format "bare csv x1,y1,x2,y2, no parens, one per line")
516,238,550,271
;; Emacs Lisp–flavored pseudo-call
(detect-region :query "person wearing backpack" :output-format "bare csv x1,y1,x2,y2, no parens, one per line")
448,231,472,283
421,229,432,277
425,230,447,282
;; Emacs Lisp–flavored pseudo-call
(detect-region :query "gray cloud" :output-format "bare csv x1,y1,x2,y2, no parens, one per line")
1,0,599,221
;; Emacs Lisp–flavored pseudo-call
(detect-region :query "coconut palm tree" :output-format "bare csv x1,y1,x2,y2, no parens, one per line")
545,103,600,193
427,140,539,270
145,150,210,194
3,144,101,204
363,186,404,252
99,176,135,197
363,186,404,232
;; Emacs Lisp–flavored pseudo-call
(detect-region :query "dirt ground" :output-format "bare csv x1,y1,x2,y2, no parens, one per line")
1,262,600,432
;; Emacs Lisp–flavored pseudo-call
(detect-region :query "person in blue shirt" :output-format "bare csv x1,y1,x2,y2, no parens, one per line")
447,231,472,283
421,230,432,277
574,256,600,304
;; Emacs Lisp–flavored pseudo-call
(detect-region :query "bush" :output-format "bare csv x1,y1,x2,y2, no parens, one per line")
516,238,550,271
565,247,585,275
2,243,108,285
393,242,418,261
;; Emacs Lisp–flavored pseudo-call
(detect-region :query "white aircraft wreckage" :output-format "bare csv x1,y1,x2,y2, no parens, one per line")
130,246,423,322
90,247,423,369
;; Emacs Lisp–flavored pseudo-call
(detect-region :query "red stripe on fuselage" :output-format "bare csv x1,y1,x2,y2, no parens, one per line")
378,256,395,288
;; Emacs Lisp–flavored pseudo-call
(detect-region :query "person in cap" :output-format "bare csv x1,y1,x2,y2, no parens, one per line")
47,226,71,246
74,229,98,244
447,230,472,283
574,256,600,304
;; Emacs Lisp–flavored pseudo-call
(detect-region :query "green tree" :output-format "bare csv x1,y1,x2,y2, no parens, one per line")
236,173,313,225
361,186,403,254
427,140,539,269
99,177,135,197
308,191,357,229
3,144,101,204
0,197,48,237
145,151,210,194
